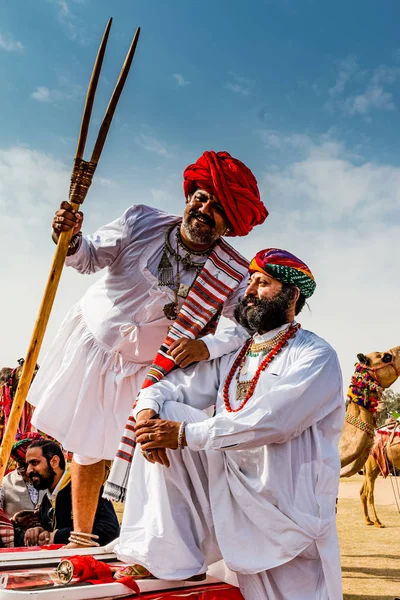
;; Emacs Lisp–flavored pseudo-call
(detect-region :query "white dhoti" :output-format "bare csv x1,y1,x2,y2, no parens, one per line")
29,304,149,460
236,551,327,600
115,402,330,600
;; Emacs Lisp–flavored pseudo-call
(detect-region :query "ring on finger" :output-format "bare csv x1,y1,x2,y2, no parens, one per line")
142,450,151,458
148,433,152,442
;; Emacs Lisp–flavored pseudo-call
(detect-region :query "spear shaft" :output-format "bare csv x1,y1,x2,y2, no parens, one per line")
0,20,140,482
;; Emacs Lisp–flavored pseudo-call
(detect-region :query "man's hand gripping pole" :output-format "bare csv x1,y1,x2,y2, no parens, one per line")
0,19,141,482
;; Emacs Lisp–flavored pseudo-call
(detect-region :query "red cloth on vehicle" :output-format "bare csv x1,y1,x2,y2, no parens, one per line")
183,150,267,237
126,584,244,599
65,555,140,594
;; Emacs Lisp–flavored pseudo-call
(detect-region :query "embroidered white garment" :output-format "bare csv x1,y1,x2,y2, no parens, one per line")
29,205,248,459
116,327,345,600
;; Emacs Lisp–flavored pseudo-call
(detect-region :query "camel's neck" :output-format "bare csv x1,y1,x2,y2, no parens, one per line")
347,363,383,414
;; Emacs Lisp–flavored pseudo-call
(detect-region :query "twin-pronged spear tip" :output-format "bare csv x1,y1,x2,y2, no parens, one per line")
70,19,141,206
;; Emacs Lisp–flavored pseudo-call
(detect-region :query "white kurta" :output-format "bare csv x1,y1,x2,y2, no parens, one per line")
28,204,248,459
116,325,345,600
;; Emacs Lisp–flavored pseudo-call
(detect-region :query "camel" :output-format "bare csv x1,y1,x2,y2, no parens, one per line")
339,346,400,527
360,427,400,528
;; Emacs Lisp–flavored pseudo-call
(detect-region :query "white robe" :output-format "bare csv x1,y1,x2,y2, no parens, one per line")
116,325,345,600
28,204,248,459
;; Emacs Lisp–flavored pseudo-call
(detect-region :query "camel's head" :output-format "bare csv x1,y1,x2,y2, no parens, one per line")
0,359,39,396
357,346,400,389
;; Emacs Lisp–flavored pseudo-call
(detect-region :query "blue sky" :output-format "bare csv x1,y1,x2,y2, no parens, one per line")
1,0,399,391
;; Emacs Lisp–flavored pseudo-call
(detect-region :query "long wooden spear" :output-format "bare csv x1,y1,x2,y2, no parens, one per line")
0,19,141,482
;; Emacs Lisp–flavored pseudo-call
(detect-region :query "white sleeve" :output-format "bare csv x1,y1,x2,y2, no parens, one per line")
202,325,250,361
65,205,141,274
133,360,221,418
185,346,344,451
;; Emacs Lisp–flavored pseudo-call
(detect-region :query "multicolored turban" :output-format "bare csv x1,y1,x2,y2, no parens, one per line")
249,248,316,298
183,150,268,237
10,432,44,465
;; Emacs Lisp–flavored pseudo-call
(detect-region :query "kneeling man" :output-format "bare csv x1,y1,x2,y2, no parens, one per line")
115,249,344,600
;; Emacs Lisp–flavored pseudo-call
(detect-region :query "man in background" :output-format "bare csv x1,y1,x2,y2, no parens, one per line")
24,440,119,547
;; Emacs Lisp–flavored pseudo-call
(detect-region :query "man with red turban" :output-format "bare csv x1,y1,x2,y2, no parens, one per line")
27,151,267,547
116,247,344,600
183,151,267,237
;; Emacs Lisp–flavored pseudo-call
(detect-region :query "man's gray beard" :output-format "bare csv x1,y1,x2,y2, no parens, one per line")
182,219,215,245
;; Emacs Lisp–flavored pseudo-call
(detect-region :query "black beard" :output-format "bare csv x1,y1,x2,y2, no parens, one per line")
234,288,295,334
182,210,217,245
29,465,55,491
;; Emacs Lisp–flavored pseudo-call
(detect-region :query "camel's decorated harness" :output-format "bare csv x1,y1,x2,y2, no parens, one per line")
345,353,400,445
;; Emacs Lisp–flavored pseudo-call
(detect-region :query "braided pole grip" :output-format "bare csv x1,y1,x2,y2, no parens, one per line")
69,158,97,205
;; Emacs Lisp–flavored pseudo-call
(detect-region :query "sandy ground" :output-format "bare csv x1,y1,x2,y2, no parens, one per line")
338,475,400,600
339,473,400,506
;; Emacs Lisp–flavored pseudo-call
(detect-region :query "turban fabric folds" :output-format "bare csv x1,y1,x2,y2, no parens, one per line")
183,151,268,237
249,248,316,298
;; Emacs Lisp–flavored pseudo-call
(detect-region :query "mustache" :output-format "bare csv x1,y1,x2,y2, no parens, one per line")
240,296,263,308
188,210,215,228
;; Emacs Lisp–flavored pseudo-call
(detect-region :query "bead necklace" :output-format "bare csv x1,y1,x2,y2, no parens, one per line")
247,325,292,357
224,323,301,412
237,325,292,398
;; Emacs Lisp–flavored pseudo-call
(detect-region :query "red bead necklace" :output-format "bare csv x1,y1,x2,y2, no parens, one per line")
223,323,301,413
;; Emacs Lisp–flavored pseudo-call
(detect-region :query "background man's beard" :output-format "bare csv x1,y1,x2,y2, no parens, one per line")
234,289,295,334
29,466,55,490
182,212,217,245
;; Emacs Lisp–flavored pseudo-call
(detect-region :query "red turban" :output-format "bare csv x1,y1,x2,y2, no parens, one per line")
11,432,44,464
183,151,268,237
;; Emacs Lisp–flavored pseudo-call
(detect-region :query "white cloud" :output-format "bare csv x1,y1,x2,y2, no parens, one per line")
0,145,122,369
345,85,395,115
32,87,61,103
324,57,400,117
135,133,172,157
0,147,69,214
225,82,250,96
172,73,190,87
225,72,253,96
0,32,24,52
31,76,83,104
328,56,358,98
47,0,88,43
259,131,400,223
